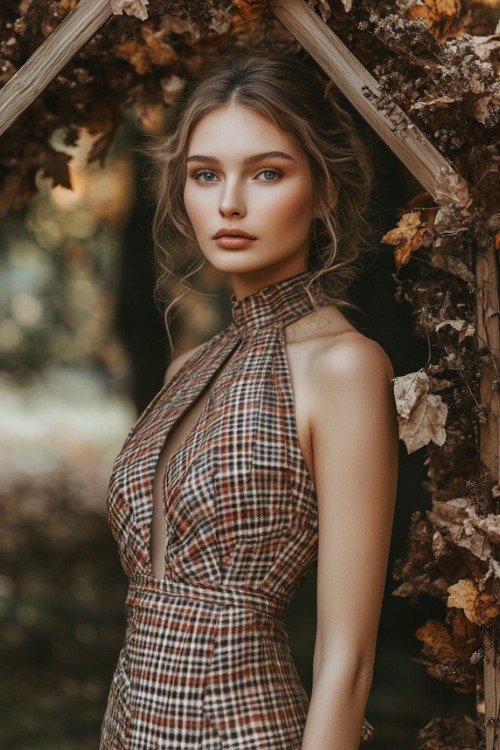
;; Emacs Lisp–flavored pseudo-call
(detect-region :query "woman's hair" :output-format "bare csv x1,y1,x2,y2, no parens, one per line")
152,53,373,307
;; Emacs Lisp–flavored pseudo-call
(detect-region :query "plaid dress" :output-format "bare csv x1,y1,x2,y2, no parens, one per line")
101,272,372,749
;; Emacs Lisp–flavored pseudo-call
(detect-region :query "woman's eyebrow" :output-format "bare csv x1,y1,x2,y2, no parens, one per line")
186,151,294,164
245,151,294,164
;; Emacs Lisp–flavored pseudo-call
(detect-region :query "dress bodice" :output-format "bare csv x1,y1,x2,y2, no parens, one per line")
107,271,330,602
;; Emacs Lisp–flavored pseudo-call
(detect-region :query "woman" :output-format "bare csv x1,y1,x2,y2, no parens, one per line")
102,54,399,750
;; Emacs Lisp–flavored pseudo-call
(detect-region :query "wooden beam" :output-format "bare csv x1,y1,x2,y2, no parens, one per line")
484,629,500,750
0,0,113,137
476,240,500,493
270,0,470,207
476,239,500,750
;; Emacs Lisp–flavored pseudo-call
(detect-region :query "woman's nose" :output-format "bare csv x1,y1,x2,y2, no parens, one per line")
219,182,246,218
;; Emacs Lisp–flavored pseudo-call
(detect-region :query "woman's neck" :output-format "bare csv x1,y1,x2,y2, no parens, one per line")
231,259,308,300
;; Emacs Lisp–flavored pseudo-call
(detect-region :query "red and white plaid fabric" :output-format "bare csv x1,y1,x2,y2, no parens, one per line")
101,272,372,748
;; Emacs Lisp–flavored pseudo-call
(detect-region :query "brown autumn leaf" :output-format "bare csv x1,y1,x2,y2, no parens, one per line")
432,529,448,559
430,250,474,283
204,10,230,34
467,511,500,545
115,25,177,74
435,319,475,343
418,715,485,749
233,0,267,21
114,40,151,75
473,90,500,125
110,0,149,21
411,94,457,115
142,24,178,67
382,210,435,269
479,557,500,593
407,0,461,43
393,574,451,600
392,370,448,453
415,611,478,692
434,167,471,209
428,498,492,561
447,579,500,627
392,513,451,602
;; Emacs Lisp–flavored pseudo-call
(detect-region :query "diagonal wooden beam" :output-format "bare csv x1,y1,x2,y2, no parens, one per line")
0,0,113,137
270,0,470,207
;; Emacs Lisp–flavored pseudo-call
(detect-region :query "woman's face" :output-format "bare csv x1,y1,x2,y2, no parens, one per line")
183,104,315,298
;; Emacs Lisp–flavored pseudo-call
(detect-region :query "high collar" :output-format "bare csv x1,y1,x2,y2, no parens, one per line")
230,272,329,332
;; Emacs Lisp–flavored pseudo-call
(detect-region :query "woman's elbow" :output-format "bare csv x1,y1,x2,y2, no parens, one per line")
313,649,375,693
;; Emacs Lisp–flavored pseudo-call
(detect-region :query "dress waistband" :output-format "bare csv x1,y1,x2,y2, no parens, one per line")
127,575,287,618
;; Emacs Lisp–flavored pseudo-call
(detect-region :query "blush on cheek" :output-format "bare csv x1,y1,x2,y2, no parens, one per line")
276,188,314,233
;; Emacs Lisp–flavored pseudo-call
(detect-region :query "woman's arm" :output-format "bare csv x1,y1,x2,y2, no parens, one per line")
301,335,399,750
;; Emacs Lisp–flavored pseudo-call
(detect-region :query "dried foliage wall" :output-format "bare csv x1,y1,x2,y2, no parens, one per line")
1,0,499,747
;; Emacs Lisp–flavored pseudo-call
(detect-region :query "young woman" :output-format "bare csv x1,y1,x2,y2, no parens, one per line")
101,54,399,750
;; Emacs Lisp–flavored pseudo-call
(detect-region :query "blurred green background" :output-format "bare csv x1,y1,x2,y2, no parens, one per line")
0,121,475,749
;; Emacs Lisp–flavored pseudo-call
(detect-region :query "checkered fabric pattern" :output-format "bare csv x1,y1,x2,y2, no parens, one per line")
101,272,373,748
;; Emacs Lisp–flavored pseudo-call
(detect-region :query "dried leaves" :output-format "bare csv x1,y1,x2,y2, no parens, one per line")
415,611,478,692
393,474,500,745
394,485,500,745
406,0,462,43
115,23,178,74
382,210,436,269
111,0,149,21
395,486,500,612
418,716,485,750
429,497,492,562
448,579,500,628
435,319,475,344
392,370,448,453
383,17,498,720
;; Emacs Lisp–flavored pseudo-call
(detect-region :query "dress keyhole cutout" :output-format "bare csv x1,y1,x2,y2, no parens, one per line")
150,350,238,580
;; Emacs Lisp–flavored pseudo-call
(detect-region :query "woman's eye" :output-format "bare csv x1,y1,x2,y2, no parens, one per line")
256,169,282,182
193,170,219,183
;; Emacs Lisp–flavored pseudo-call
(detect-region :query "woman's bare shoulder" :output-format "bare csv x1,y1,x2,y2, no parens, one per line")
164,343,206,385
288,305,393,383
312,328,394,385
306,324,397,445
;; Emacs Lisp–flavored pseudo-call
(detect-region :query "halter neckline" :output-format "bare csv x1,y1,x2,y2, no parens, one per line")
230,272,328,331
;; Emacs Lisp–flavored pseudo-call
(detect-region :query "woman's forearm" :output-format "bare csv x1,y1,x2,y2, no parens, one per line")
300,658,373,750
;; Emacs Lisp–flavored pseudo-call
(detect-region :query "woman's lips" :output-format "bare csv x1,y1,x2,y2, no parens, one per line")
212,229,256,250
214,235,256,250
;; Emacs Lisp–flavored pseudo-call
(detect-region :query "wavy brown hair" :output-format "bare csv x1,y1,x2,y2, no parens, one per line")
151,53,373,308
